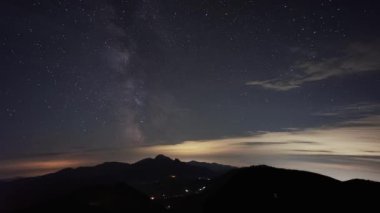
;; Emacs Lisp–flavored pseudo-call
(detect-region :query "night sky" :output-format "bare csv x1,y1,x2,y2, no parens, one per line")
1,0,380,180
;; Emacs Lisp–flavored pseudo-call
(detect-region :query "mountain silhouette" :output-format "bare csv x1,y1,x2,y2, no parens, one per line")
187,161,235,173
199,165,380,212
0,155,230,212
1,156,379,213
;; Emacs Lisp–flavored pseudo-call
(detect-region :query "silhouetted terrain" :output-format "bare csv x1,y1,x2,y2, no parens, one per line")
200,165,380,212
17,183,166,213
1,155,379,212
0,155,231,212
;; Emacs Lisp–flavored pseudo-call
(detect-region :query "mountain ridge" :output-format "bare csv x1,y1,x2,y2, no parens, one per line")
1,155,379,212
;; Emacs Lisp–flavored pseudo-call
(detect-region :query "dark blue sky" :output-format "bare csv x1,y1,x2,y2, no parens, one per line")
0,0,379,180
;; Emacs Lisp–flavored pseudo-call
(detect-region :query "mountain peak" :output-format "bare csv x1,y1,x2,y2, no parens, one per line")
154,154,172,161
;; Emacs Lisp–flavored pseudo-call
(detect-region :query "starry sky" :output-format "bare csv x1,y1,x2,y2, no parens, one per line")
1,0,380,180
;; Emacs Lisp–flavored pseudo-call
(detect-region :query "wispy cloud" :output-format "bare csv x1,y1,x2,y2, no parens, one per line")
246,40,380,91
239,141,318,146
313,102,380,121
291,149,334,153
246,80,300,91
142,114,380,156
140,114,380,180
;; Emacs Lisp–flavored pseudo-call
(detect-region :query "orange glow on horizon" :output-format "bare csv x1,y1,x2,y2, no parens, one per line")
0,159,89,178
15,160,85,170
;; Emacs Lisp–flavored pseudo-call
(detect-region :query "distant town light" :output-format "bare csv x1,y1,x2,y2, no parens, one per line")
185,189,189,193
150,196,155,200
170,175,176,178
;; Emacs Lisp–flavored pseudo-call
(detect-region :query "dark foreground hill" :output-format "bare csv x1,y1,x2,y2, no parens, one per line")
1,155,379,213
199,165,380,212
0,155,232,212
16,183,166,213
